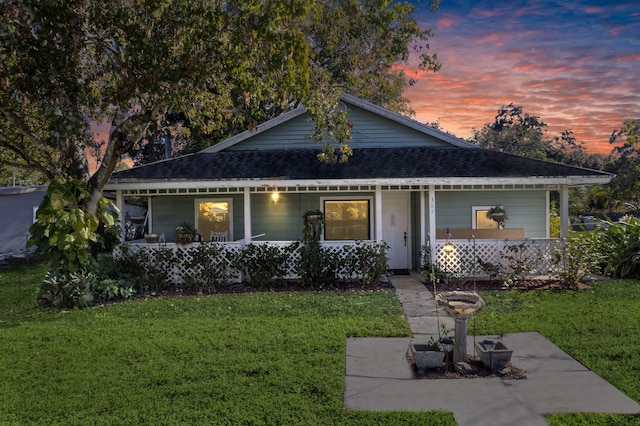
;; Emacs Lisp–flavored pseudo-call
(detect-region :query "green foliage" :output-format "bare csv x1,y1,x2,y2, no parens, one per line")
299,210,337,287
420,245,446,283
91,278,136,303
500,240,542,284
598,217,640,279
232,243,295,289
549,206,561,238
344,241,390,287
181,243,231,293
28,178,118,273
136,246,177,292
37,270,95,309
175,221,196,235
1,0,443,204
609,119,640,203
553,233,606,287
100,244,146,292
470,104,549,158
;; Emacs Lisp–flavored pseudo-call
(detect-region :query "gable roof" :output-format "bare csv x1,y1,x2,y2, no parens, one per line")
107,95,613,190
201,94,478,153
108,147,612,188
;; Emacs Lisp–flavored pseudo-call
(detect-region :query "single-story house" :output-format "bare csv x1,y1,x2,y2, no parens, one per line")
105,95,612,275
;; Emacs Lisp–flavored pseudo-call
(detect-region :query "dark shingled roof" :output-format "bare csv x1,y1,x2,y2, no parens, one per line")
111,147,610,181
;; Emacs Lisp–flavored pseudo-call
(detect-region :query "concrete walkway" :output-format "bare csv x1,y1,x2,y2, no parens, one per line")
343,272,640,425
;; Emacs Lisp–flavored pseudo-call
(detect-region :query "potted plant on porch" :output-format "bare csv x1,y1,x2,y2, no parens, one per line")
175,222,196,244
486,205,508,228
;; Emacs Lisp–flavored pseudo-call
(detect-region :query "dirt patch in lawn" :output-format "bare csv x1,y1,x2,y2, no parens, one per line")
430,278,592,292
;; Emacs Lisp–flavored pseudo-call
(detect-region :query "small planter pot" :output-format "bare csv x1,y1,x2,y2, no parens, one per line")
175,233,193,244
475,340,513,370
144,234,160,243
411,344,444,370
489,212,505,222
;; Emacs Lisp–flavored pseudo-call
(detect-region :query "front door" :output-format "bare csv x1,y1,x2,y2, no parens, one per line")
382,192,410,270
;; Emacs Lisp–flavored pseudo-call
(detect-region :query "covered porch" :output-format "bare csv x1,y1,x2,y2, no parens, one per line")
110,178,577,279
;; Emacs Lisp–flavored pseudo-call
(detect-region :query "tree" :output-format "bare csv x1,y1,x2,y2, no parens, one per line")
130,0,442,165
608,119,640,203
470,104,549,158
1,0,441,274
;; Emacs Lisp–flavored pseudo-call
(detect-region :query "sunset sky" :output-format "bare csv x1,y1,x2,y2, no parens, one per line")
403,0,639,154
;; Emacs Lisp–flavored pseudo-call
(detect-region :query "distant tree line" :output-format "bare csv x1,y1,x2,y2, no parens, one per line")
469,104,640,215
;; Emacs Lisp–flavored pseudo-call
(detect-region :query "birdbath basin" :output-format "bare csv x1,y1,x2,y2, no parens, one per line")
436,291,485,319
436,291,485,364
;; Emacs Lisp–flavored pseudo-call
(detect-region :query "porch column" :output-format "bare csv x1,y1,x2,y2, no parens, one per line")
375,185,383,242
116,190,125,242
419,190,426,248
428,185,437,264
560,184,569,238
244,187,252,243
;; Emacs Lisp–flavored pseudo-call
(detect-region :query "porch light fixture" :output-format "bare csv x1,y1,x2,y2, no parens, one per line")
443,228,454,253
271,191,280,205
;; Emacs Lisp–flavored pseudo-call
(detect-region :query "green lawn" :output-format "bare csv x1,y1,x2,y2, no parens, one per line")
0,263,454,425
2,263,640,425
473,282,640,425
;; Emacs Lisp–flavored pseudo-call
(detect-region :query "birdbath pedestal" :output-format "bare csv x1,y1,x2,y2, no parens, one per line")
436,291,485,364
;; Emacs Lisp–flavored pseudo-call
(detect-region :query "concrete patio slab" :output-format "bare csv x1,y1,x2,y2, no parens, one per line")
344,333,640,426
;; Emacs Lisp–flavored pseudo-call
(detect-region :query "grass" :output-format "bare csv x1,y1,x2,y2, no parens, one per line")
2,263,640,425
0,263,455,425
473,282,640,425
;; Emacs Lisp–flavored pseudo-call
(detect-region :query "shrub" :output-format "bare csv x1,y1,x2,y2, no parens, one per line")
28,177,118,273
599,216,640,279
38,270,95,309
344,241,389,287
91,278,137,302
298,210,338,288
500,240,542,284
136,246,177,291
553,233,606,287
419,245,445,284
181,243,231,292
233,243,294,288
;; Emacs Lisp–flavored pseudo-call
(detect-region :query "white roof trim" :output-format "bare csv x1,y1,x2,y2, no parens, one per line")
106,175,611,191
199,94,479,153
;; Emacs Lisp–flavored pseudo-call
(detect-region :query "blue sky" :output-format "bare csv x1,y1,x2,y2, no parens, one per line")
404,0,639,153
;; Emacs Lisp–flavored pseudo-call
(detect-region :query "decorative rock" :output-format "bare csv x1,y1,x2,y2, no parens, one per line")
454,362,478,375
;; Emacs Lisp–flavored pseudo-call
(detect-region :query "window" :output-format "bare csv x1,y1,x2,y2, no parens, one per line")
323,199,370,240
196,199,232,241
472,206,498,229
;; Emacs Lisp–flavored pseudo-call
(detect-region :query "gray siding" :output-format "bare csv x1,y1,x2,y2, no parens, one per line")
435,191,547,238
227,104,449,151
250,192,374,241
250,193,318,241
151,192,375,242
0,188,46,253
151,195,245,241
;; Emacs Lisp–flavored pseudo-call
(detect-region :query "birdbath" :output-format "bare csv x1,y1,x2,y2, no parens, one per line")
436,291,485,364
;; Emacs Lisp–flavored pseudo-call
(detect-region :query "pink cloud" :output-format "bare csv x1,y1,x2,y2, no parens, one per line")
402,1,640,155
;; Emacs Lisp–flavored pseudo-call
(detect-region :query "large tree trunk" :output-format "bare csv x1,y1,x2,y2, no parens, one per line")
86,103,167,214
